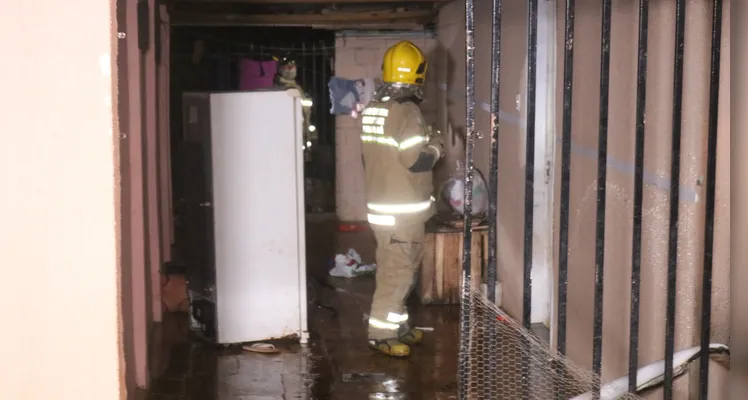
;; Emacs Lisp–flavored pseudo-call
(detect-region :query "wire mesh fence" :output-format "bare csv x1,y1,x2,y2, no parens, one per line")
461,288,642,400
457,0,725,396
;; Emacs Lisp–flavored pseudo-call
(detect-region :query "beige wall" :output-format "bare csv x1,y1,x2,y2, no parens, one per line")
437,0,533,323
436,0,730,385
0,0,173,396
0,0,123,398
732,0,748,393
334,34,439,221
551,0,731,382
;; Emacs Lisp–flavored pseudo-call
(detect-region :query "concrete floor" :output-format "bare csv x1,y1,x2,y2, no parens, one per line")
146,216,462,399
140,212,723,399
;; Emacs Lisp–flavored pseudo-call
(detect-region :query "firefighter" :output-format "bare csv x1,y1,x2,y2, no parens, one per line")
274,54,315,148
360,40,444,357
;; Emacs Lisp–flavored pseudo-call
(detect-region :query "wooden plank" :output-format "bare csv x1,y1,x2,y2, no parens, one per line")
173,0,448,4
445,233,461,303
434,214,486,229
170,10,434,26
451,217,488,229
434,233,445,301
419,233,437,304
417,230,490,305
430,214,488,230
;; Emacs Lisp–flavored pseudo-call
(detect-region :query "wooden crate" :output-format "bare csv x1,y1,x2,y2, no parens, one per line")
417,219,488,305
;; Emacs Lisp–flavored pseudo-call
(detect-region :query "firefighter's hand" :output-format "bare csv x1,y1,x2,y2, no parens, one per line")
428,136,445,159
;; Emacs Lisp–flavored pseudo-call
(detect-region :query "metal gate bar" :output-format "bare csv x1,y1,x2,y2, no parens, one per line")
458,0,723,398
458,0,477,395
628,0,650,394
486,0,501,310
485,0,503,396
591,0,613,397
523,0,539,332
699,0,723,398
555,0,575,397
522,0,539,397
663,0,687,397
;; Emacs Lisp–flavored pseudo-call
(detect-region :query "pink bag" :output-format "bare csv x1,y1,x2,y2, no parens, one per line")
238,59,277,90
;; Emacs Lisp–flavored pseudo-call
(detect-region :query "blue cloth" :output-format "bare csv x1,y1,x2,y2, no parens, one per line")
328,77,360,115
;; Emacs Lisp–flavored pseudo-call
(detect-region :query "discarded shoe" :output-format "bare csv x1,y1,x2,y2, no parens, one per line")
398,328,424,345
368,339,411,357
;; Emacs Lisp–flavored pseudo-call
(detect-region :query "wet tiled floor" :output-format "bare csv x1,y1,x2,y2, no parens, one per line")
147,217,461,399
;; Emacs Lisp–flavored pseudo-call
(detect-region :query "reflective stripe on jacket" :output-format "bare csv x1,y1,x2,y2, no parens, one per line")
360,98,439,226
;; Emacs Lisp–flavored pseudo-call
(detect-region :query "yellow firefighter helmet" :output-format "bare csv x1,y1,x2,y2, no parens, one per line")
382,41,427,86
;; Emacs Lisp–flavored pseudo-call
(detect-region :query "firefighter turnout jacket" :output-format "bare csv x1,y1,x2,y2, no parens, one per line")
360,97,440,227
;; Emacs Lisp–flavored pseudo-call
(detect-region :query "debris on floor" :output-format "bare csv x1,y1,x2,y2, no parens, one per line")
329,248,376,278
341,372,388,383
338,222,369,232
242,343,281,354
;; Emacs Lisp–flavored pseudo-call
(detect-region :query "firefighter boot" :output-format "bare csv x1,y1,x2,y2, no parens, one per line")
368,339,411,358
398,328,424,345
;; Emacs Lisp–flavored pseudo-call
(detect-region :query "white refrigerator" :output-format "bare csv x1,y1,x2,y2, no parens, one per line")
183,89,308,345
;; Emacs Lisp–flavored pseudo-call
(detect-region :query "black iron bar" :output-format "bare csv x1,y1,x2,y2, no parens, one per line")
663,0,686,397
323,44,330,146
555,0,575,398
486,0,502,397
699,0,722,398
458,0,476,396
325,45,335,212
323,45,330,145
486,0,502,308
312,41,317,137
523,0,538,333
301,42,307,94
318,42,325,145
522,0,538,398
310,41,317,178
628,0,649,394
591,0,612,397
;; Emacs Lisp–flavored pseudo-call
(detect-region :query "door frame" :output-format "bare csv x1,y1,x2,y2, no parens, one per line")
117,0,138,393
122,0,157,390
529,0,557,331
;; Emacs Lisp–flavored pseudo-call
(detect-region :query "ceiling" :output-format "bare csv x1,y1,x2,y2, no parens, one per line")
166,0,451,30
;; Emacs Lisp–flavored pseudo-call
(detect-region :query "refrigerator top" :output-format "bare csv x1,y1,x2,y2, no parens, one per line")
183,88,291,96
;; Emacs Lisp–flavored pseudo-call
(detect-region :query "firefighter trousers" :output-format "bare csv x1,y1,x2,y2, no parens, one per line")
367,222,425,340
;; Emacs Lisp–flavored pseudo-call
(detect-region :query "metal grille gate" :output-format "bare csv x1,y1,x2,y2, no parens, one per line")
456,0,725,399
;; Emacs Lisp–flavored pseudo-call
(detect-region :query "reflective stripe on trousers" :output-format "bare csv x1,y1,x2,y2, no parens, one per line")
368,312,410,331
